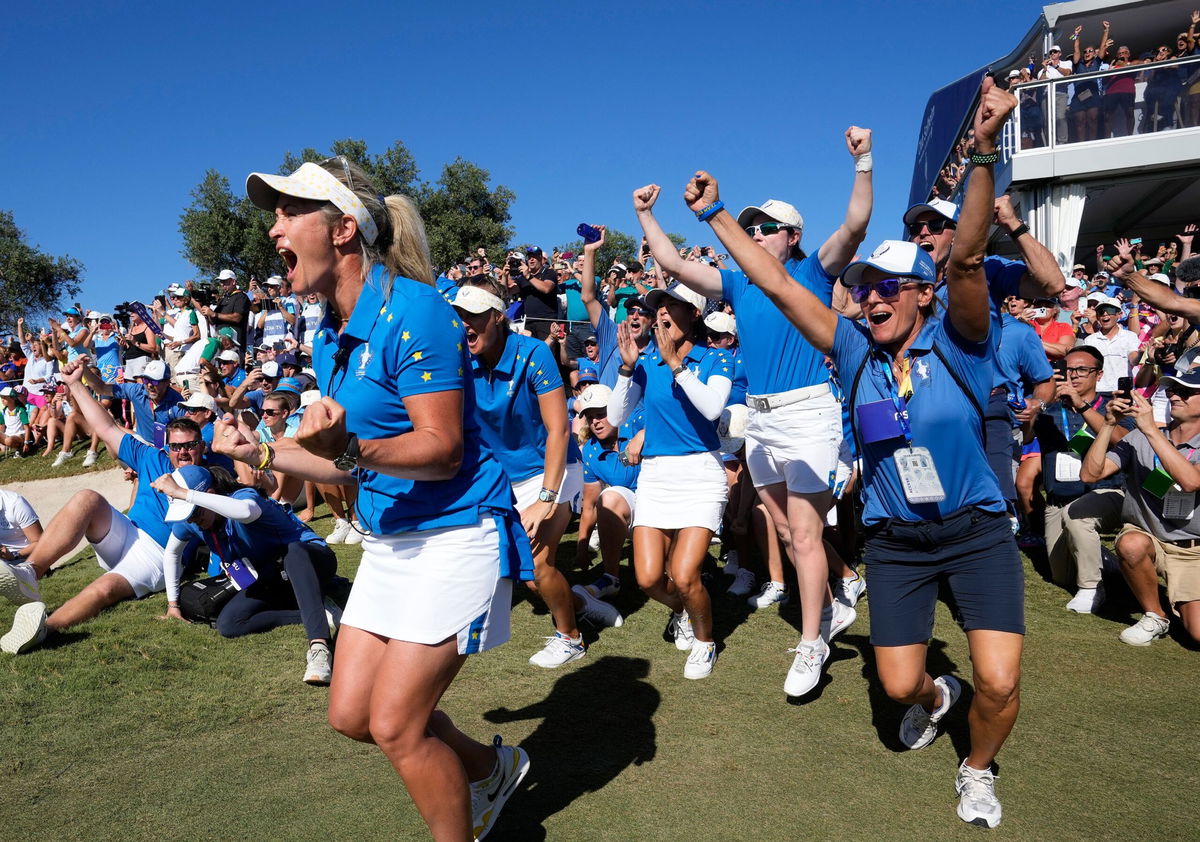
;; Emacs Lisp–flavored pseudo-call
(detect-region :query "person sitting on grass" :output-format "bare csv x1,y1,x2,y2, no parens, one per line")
0,488,43,567
1080,371,1200,646
0,387,33,457
152,464,340,685
0,357,210,655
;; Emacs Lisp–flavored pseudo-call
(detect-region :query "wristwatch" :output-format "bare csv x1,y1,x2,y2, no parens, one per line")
333,433,360,472
537,487,559,504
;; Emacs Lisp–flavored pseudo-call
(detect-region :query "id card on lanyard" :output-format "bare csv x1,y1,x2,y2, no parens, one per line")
874,352,946,504
206,524,259,591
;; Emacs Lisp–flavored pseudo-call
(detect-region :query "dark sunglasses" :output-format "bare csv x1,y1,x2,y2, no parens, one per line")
627,307,652,317
261,408,285,416
906,218,956,237
139,378,169,386
744,222,792,238
167,440,204,452
848,277,919,303
1165,385,1200,398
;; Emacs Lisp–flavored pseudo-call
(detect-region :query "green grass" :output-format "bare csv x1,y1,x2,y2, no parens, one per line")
1,517,1196,841
0,439,116,483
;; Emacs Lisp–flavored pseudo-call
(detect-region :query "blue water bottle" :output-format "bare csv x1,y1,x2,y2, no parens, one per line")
578,223,602,244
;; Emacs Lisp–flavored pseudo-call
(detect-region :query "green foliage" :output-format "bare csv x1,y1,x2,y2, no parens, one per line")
179,139,515,280
0,209,83,327
178,171,281,283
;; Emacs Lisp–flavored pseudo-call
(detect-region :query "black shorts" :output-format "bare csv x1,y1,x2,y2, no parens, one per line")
863,507,1025,647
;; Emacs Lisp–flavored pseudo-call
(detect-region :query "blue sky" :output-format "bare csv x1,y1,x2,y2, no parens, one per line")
2,0,1050,313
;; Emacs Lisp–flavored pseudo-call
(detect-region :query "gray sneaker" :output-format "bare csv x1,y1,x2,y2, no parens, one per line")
955,759,1002,828
0,560,41,605
303,641,333,685
572,585,623,628
899,675,962,749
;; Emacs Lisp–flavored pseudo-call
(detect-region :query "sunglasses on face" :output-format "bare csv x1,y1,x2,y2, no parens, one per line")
166,440,204,452
139,378,168,386
1166,386,1200,398
627,308,651,318
848,277,920,303
744,222,792,238
261,408,285,416
906,218,955,237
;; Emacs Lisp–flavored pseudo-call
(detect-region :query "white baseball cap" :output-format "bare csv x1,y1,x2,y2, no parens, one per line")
217,349,241,363
246,162,380,245
452,285,505,315
261,361,280,378
1149,272,1172,286
217,269,237,281
704,311,737,336
903,197,960,226
1088,294,1122,310
645,281,707,313
265,275,283,286
718,403,749,455
141,360,170,381
180,393,216,412
840,240,938,287
574,384,613,413
736,199,804,237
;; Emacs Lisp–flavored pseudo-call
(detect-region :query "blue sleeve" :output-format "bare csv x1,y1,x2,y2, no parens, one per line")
111,382,135,401
583,462,598,483
627,408,646,436
1018,327,1054,384
796,256,837,306
389,295,470,398
526,342,564,396
830,316,872,380
703,350,735,383
117,433,146,471
595,310,616,353
984,255,1028,307
720,269,748,308
171,522,201,543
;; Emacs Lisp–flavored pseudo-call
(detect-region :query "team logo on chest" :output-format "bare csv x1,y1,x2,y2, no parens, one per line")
356,344,373,379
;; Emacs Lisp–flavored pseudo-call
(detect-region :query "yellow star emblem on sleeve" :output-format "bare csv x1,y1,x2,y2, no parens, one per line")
451,319,459,329
421,371,432,382
379,306,387,315
457,343,463,351
412,351,423,361
458,367,463,376
401,331,411,341
387,313,394,323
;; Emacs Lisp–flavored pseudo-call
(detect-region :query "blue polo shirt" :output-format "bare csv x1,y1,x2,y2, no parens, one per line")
170,488,322,566
112,382,184,444
117,434,174,547
582,410,644,490
593,310,624,389
831,312,1005,525
628,343,733,457
313,267,522,561
197,422,236,473
720,257,835,396
995,314,1054,397
222,368,247,389
470,333,575,485
719,346,749,406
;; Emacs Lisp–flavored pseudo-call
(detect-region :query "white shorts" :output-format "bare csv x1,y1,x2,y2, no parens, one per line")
92,505,167,597
745,388,843,494
342,517,512,654
825,439,855,527
633,451,728,531
512,462,585,511
600,485,637,521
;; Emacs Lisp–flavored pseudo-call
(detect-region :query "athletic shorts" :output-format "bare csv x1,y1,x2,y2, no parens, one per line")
863,507,1025,646
93,505,168,597
600,485,636,521
342,517,512,654
512,462,584,512
634,451,727,531
745,387,842,494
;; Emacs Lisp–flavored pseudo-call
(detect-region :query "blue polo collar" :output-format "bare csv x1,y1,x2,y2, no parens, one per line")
653,342,708,367
337,267,387,343
470,330,521,377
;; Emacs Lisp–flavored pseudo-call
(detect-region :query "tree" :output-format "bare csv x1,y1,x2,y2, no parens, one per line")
280,138,420,198
556,227,687,275
0,210,83,328
420,157,515,271
178,170,280,282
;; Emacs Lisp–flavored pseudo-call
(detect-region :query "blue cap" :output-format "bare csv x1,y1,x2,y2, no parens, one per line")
62,307,82,317
274,377,303,396
577,360,599,384
840,240,938,287
163,465,214,522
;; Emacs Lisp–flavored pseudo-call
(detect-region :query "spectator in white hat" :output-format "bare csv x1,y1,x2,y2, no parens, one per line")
1082,295,1140,392
632,127,871,693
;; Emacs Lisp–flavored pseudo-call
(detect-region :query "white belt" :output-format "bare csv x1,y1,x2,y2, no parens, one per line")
746,382,831,412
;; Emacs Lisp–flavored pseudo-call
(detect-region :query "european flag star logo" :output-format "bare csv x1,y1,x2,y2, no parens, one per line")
451,319,459,329
387,313,393,323
421,371,432,382
379,306,387,315
457,343,463,351
412,351,423,361
458,367,463,376
401,331,411,341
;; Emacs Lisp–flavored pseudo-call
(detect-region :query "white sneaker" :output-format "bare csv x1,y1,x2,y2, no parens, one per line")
727,567,757,598
323,596,343,640
51,451,71,468
583,572,620,600
528,632,586,668
684,640,717,679
899,675,962,749
572,585,623,628
820,599,857,642
343,521,365,544
1119,611,1170,646
667,611,694,651
749,581,788,609
784,637,829,697
303,641,333,685
471,735,530,840
81,450,98,468
955,760,1002,828
836,571,866,607
326,518,352,544
1,601,48,654
1065,584,1105,614
588,530,601,552
0,560,41,605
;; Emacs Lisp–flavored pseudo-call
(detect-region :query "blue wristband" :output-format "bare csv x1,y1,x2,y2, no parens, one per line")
695,200,724,222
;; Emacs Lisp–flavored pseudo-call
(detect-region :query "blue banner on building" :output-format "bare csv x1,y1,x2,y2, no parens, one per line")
908,68,988,208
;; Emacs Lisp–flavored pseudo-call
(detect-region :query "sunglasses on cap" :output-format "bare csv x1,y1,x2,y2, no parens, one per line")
847,277,921,304
166,440,204,452
906,218,956,237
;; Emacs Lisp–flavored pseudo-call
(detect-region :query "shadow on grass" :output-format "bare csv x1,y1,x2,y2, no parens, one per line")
848,635,972,759
483,656,658,841
39,629,90,651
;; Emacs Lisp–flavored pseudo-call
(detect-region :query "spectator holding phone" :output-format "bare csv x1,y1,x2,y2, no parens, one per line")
1083,294,1140,391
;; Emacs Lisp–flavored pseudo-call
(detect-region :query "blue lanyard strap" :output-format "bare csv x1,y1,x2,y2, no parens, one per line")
872,351,914,447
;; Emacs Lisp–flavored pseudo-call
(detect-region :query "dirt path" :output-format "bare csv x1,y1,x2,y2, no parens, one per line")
6,468,132,566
